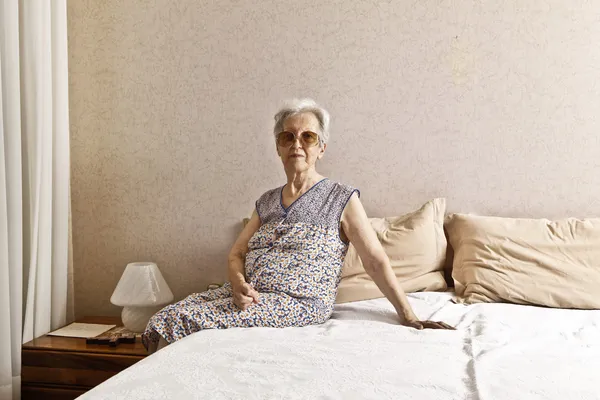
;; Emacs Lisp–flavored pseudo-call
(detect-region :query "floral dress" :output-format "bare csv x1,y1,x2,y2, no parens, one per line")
141,178,359,349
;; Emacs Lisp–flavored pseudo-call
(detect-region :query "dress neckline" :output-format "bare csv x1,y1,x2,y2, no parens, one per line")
280,178,329,212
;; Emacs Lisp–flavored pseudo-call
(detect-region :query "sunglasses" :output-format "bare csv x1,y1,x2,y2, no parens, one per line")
276,131,320,148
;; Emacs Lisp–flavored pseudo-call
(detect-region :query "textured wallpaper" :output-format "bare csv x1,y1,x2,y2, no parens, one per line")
68,1,600,317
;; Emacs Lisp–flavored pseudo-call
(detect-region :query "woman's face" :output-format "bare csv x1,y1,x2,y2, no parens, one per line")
277,112,326,172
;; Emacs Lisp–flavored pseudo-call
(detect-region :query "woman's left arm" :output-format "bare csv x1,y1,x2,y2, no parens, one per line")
340,193,454,330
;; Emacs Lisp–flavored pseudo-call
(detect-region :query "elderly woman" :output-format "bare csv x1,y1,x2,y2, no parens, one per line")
142,99,453,353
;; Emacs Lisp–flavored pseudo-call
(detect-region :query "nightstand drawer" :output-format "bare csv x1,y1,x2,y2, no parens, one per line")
22,384,88,400
22,349,142,372
22,365,116,387
22,349,144,388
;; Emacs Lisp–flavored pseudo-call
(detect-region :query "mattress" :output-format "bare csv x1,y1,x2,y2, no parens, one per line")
78,291,600,400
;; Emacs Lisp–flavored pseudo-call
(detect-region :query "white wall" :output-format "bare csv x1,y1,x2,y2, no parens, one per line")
68,0,600,317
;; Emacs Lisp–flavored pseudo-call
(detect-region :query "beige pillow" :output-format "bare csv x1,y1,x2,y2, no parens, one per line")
446,213,600,309
335,198,448,304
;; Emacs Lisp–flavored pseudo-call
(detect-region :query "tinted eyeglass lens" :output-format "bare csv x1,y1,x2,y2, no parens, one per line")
301,131,319,146
277,131,295,147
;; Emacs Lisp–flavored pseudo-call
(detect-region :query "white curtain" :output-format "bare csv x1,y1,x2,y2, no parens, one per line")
0,1,71,399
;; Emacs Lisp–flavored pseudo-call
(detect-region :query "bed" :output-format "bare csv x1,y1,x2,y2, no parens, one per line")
78,290,600,400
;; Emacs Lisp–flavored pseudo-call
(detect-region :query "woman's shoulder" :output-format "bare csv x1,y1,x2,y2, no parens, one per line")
255,185,284,206
326,179,360,198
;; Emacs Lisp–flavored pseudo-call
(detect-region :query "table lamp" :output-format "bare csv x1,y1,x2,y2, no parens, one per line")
110,262,174,333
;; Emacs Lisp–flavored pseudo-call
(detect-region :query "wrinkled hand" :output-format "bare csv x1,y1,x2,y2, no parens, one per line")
405,319,456,330
232,282,260,311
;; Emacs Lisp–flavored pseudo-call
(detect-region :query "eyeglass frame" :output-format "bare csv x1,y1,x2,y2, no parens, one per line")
275,130,322,148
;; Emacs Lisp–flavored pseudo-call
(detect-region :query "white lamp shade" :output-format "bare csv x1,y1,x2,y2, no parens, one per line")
110,262,174,307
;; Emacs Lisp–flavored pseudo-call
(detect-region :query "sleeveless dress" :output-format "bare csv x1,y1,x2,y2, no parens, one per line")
141,178,359,349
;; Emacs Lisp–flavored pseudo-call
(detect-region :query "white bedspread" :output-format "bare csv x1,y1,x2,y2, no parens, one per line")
79,292,600,400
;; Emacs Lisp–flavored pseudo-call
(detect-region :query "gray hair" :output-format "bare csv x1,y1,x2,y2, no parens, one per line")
273,98,330,147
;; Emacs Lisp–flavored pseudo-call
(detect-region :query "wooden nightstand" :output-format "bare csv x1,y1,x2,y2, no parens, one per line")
22,316,148,400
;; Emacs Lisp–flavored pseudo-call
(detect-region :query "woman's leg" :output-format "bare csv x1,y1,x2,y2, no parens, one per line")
146,339,158,354
157,337,169,350
143,290,328,351
146,336,169,355
141,285,234,351
154,292,324,339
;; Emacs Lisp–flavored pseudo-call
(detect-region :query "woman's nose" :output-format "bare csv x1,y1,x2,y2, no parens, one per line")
290,137,302,149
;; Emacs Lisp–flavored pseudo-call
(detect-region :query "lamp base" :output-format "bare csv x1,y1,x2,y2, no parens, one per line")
121,305,163,333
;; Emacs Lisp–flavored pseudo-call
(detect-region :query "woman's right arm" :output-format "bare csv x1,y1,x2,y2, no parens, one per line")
227,209,261,310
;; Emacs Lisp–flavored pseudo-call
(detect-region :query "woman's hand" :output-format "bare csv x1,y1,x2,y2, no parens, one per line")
232,282,260,311
340,193,456,332
404,319,455,330
228,210,262,311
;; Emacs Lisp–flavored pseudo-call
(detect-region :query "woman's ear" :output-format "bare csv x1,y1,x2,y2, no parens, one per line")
318,143,327,159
